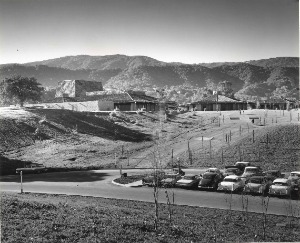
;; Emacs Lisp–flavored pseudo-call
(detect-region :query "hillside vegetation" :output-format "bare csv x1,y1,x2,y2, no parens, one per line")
0,56,298,99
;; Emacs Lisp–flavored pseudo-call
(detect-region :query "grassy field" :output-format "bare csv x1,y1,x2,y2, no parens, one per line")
2,192,300,242
1,108,300,242
1,107,299,175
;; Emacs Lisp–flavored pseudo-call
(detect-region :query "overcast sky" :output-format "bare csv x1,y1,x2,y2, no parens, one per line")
0,0,298,64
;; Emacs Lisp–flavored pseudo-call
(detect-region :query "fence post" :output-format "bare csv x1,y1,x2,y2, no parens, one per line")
171,148,174,168
209,139,212,159
252,130,255,143
221,148,224,164
188,141,192,165
20,171,23,194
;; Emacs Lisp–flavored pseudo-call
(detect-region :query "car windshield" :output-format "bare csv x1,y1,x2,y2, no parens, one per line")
249,178,263,184
245,168,258,173
226,168,237,172
223,178,238,182
203,174,215,179
291,173,300,177
273,182,288,186
183,176,195,180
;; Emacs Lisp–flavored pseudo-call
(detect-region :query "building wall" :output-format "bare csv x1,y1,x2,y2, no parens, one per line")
56,80,103,98
195,102,247,111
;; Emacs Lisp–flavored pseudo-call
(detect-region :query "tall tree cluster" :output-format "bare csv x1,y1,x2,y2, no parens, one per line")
0,76,44,107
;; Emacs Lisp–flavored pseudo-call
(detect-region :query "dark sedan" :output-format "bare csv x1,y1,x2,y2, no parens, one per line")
198,172,224,190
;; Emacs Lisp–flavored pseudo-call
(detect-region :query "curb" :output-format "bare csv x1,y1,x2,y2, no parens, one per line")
111,179,143,188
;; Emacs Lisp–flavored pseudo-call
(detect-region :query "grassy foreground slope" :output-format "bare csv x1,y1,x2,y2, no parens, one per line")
2,192,300,243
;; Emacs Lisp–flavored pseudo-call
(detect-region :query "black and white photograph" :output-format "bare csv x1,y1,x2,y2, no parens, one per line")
0,0,299,242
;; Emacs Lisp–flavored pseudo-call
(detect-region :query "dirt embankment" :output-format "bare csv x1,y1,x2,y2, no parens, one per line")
1,107,299,174
0,108,154,174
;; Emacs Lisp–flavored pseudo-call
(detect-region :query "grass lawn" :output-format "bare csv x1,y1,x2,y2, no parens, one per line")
1,192,300,242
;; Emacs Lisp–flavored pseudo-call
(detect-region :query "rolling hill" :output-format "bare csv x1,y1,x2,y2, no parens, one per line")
0,55,298,99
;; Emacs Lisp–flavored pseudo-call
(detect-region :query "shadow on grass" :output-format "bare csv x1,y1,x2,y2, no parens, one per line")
0,170,109,183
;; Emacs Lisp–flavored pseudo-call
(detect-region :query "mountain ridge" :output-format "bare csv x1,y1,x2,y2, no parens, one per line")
0,55,298,100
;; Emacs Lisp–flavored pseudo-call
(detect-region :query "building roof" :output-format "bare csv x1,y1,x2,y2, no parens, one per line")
79,91,158,103
192,94,244,104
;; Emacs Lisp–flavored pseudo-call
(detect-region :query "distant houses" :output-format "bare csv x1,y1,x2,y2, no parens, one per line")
80,90,159,112
47,80,159,112
191,94,248,111
40,79,297,112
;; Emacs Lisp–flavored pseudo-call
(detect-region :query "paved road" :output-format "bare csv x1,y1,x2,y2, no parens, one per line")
1,169,299,216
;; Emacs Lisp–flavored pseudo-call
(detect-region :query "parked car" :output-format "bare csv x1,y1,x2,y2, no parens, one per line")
263,170,283,181
235,162,251,172
288,171,300,183
175,174,200,189
142,171,166,187
217,175,245,193
16,163,47,174
205,167,222,174
198,172,224,190
243,176,272,195
170,168,185,176
224,166,243,177
268,178,296,198
241,166,263,181
161,173,182,187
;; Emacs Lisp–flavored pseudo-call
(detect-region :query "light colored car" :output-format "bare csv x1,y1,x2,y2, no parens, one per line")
268,178,294,197
241,166,263,181
142,171,165,187
175,174,200,189
205,167,221,174
288,171,300,183
161,173,182,187
243,176,271,195
217,175,245,193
